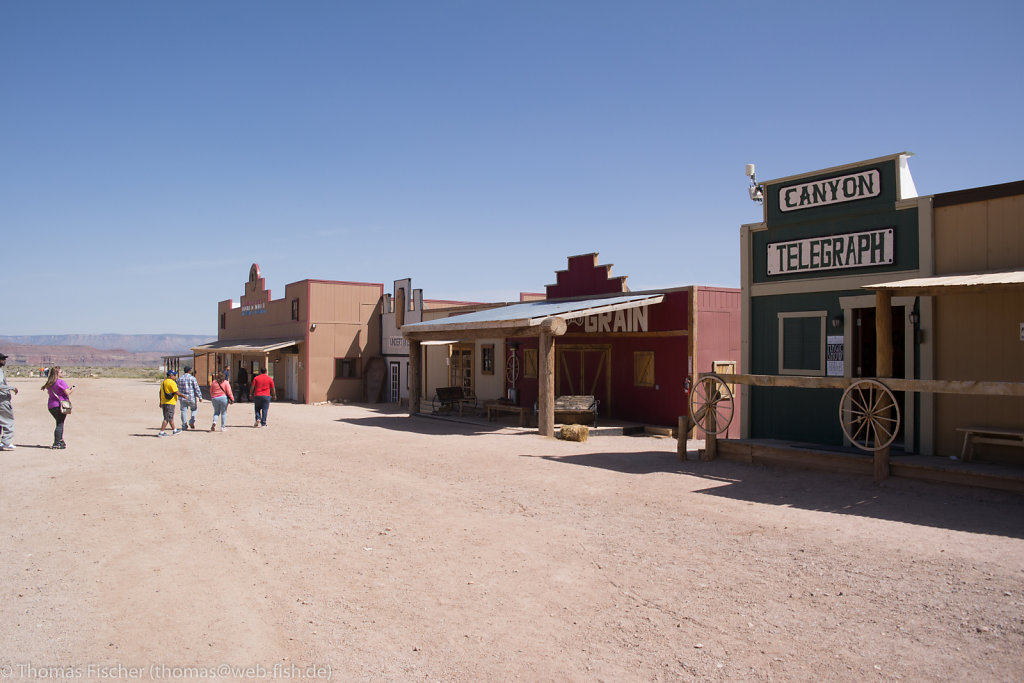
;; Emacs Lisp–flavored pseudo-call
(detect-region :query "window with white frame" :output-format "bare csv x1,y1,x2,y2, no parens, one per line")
778,311,827,376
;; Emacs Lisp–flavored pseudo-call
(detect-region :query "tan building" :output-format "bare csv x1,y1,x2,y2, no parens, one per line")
381,277,506,406
419,304,507,408
893,181,1024,461
192,264,383,404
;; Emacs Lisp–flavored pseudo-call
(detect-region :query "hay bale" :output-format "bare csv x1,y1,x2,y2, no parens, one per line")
560,424,589,442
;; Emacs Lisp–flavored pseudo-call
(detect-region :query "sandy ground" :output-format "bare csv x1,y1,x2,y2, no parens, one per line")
1,377,1022,682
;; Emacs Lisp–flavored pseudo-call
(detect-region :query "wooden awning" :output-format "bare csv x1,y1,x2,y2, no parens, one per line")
191,337,302,354
400,293,664,341
864,268,1024,296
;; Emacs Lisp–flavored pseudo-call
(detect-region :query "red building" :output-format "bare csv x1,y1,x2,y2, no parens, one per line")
505,254,741,431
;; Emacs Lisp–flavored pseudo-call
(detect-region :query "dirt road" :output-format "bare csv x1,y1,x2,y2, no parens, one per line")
1,378,1022,681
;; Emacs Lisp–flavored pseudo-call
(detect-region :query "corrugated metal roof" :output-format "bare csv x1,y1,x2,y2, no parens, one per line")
865,268,1024,294
192,337,302,353
400,293,665,333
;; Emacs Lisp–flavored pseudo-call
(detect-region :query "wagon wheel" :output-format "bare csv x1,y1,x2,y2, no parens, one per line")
839,379,901,451
431,394,451,414
688,375,734,435
505,354,520,385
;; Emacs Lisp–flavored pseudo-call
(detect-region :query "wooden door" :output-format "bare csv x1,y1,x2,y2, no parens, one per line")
556,345,611,413
851,306,906,446
389,362,401,403
448,344,474,396
285,355,299,401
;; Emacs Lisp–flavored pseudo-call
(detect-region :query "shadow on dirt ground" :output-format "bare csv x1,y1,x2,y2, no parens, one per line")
530,450,1024,539
336,414,535,437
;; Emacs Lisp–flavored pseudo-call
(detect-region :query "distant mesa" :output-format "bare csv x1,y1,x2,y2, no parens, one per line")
0,333,214,353
0,334,215,367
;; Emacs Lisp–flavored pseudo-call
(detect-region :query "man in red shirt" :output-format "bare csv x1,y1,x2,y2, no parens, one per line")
251,367,276,427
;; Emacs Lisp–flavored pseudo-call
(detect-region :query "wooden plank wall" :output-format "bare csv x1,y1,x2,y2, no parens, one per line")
932,193,1024,461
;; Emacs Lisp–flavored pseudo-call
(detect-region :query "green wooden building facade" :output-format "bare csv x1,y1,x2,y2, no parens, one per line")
740,153,930,451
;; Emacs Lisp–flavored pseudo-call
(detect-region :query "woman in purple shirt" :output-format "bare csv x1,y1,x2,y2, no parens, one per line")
41,367,74,449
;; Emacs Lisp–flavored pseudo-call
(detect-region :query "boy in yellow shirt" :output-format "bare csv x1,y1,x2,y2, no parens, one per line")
158,370,181,437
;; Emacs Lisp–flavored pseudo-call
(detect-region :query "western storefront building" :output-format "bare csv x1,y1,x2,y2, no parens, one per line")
417,302,507,409
192,264,383,404
381,277,504,406
739,152,1024,469
380,278,422,406
401,253,740,435
740,153,925,450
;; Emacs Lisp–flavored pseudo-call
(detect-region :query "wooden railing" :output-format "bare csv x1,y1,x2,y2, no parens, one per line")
700,373,1024,397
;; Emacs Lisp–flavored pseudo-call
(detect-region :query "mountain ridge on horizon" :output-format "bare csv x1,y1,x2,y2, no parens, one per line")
1,333,215,354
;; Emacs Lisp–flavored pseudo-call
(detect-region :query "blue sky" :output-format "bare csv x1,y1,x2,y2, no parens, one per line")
2,1,1021,335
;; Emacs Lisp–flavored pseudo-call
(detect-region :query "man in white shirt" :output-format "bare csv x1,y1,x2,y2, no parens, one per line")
0,353,19,451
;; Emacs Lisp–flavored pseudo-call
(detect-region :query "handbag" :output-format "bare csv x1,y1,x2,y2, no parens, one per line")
59,399,72,415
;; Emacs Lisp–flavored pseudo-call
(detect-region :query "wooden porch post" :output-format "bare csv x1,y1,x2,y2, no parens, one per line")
874,289,893,481
408,339,421,416
537,317,566,438
538,329,555,437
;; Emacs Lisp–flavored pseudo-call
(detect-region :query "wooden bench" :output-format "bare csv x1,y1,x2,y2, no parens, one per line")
485,400,532,427
955,426,1024,461
432,386,476,416
554,395,599,426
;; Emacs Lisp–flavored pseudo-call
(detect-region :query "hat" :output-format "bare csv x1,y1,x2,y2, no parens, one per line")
167,369,177,376
0,353,8,360
183,365,192,373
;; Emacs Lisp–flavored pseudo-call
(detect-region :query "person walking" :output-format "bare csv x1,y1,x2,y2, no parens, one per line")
41,366,74,449
209,371,234,431
158,370,181,437
236,365,249,402
0,352,18,451
251,366,275,427
177,365,203,430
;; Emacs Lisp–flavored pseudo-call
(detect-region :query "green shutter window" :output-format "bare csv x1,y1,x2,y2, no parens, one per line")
778,312,826,376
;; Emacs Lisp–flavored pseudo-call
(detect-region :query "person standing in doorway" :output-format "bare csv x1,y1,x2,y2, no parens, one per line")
251,366,275,427
42,366,74,449
177,365,203,430
0,353,18,451
158,370,181,437
209,371,234,431
236,364,249,402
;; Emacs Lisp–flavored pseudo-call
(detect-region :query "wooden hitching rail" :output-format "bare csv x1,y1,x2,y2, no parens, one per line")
701,373,1024,397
